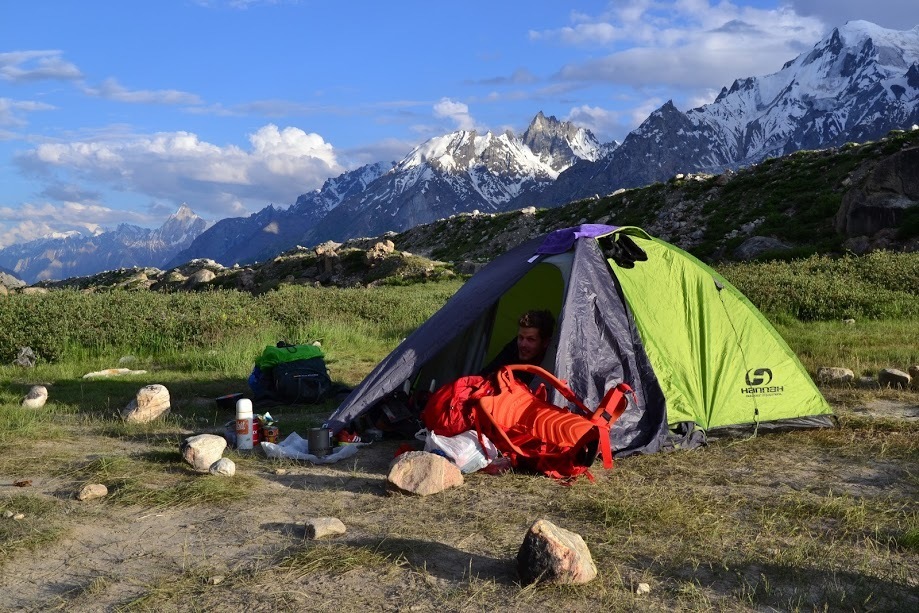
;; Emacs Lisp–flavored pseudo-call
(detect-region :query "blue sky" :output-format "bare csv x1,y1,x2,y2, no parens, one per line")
0,0,916,247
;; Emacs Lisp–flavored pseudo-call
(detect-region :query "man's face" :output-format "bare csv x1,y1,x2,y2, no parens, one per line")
517,326,548,362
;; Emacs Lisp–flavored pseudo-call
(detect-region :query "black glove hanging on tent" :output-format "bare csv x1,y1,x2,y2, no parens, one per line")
599,234,648,268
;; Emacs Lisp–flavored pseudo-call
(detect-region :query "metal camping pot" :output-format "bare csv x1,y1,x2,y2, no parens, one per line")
307,427,332,457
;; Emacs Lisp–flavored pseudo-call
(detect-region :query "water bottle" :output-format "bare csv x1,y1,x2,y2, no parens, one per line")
235,398,254,450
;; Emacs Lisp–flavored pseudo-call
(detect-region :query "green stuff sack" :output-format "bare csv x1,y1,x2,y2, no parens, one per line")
255,343,325,369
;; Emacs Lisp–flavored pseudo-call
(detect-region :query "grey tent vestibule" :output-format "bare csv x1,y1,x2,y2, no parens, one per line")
325,224,834,456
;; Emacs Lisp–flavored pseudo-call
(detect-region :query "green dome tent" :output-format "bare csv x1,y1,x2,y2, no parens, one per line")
326,224,833,455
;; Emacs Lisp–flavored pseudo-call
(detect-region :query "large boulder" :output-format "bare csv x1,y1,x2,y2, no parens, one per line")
733,236,791,260
836,148,919,236
387,451,463,496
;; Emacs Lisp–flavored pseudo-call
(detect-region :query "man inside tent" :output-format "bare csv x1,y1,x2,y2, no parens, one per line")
481,310,555,380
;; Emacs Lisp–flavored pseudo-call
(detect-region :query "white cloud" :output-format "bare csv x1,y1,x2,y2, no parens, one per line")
0,200,146,248
535,2,826,90
433,98,477,131
15,124,345,219
81,77,203,105
0,50,83,83
0,98,56,127
565,105,626,141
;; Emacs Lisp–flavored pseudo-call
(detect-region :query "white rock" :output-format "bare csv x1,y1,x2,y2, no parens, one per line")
21,385,48,409
181,434,228,473
2,510,13,518
77,483,108,501
122,384,171,423
304,517,347,539
209,458,236,477
387,451,463,496
636,582,651,595
13,513,25,520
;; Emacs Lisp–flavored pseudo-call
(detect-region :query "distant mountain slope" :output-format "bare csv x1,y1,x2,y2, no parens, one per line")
531,21,919,207
304,112,601,243
0,205,208,284
167,162,390,268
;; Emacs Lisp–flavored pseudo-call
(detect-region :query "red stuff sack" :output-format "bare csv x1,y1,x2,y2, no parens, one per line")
420,375,494,437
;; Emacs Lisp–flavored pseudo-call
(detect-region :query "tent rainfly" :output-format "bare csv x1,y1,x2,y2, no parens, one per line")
325,224,834,456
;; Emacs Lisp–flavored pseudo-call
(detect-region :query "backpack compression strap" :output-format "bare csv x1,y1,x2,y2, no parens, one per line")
589,383,635,469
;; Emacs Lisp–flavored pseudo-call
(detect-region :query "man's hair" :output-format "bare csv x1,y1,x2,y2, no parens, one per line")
519,309,555,340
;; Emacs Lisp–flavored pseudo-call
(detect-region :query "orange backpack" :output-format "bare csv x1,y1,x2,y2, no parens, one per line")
471,364,633,480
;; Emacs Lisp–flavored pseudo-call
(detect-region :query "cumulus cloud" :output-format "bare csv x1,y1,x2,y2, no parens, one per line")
14,124,345,219
0,50,83,83
433,98,477,131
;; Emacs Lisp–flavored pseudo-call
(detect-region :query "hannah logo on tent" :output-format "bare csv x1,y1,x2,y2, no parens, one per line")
741,368,784,397
745,368,773,386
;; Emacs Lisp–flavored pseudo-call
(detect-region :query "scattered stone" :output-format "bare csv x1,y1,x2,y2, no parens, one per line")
77,483,109,501
387,451,463,496
733,236,791,260
83,368,148,379
13,347,37,368
517,519,597,585
206,575,225,585
209,458,236,477
816,367,855,384
311,340,322,348
878,368,911,389
857,376,880,389
21,385,48,409
188,268,216,285
304,517,347,540
13,513,25,520
520,206,537,215
122,384,171,423
2,510,13,518
274,468,288,476
313,240,341,257
843,318,856,325
909,365,919,387
636,582,651,595
181,434,228,473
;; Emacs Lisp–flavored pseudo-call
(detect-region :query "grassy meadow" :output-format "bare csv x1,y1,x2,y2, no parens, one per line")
1,253,917,611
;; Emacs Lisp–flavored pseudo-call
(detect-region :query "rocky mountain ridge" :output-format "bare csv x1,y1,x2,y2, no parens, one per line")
168,21,919,269
9,127,916,295
4,21,917,285
0,205,209,285
525,21,919,208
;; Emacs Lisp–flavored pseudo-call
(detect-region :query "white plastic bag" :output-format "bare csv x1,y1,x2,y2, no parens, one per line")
424,429,498,473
